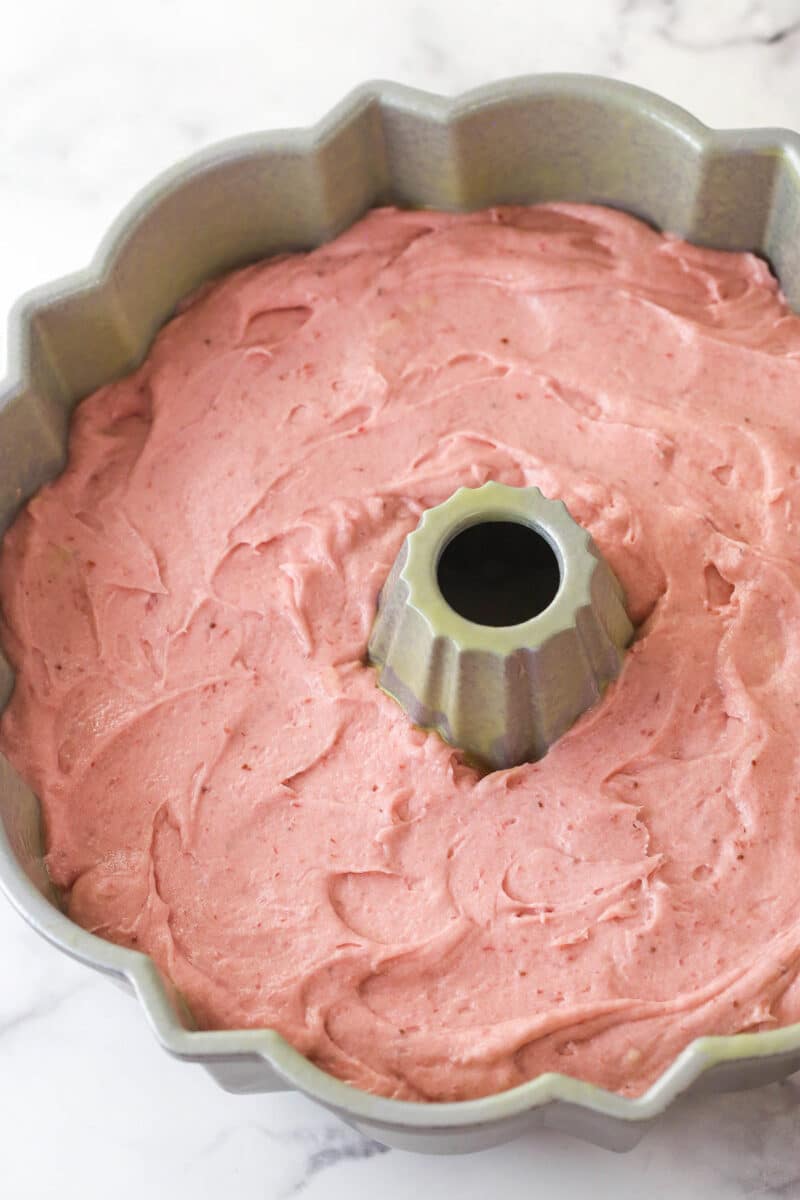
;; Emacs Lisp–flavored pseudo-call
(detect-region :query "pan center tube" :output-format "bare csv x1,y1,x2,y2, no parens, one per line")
367,482,634,772
436,519,561,627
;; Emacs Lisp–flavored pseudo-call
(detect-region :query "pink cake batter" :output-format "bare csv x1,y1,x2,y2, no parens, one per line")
3,204,800,1102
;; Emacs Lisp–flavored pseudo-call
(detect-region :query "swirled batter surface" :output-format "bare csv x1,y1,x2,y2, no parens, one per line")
3,205,800,1101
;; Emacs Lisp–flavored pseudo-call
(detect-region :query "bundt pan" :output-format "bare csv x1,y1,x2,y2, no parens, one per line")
3,75,800,1155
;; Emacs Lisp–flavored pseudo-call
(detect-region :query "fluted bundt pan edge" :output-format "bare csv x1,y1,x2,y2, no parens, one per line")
2,75,800,1154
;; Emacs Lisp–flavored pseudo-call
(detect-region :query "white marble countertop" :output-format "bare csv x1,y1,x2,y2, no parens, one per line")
4,1,800,1196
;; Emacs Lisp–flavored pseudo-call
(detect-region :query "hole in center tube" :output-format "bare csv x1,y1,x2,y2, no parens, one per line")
436,521,561,627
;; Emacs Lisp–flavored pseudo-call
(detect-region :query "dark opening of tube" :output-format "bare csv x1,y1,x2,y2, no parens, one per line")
437,520,560,627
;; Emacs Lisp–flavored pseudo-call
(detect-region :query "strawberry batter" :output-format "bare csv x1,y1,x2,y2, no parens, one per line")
2,204,800,1101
